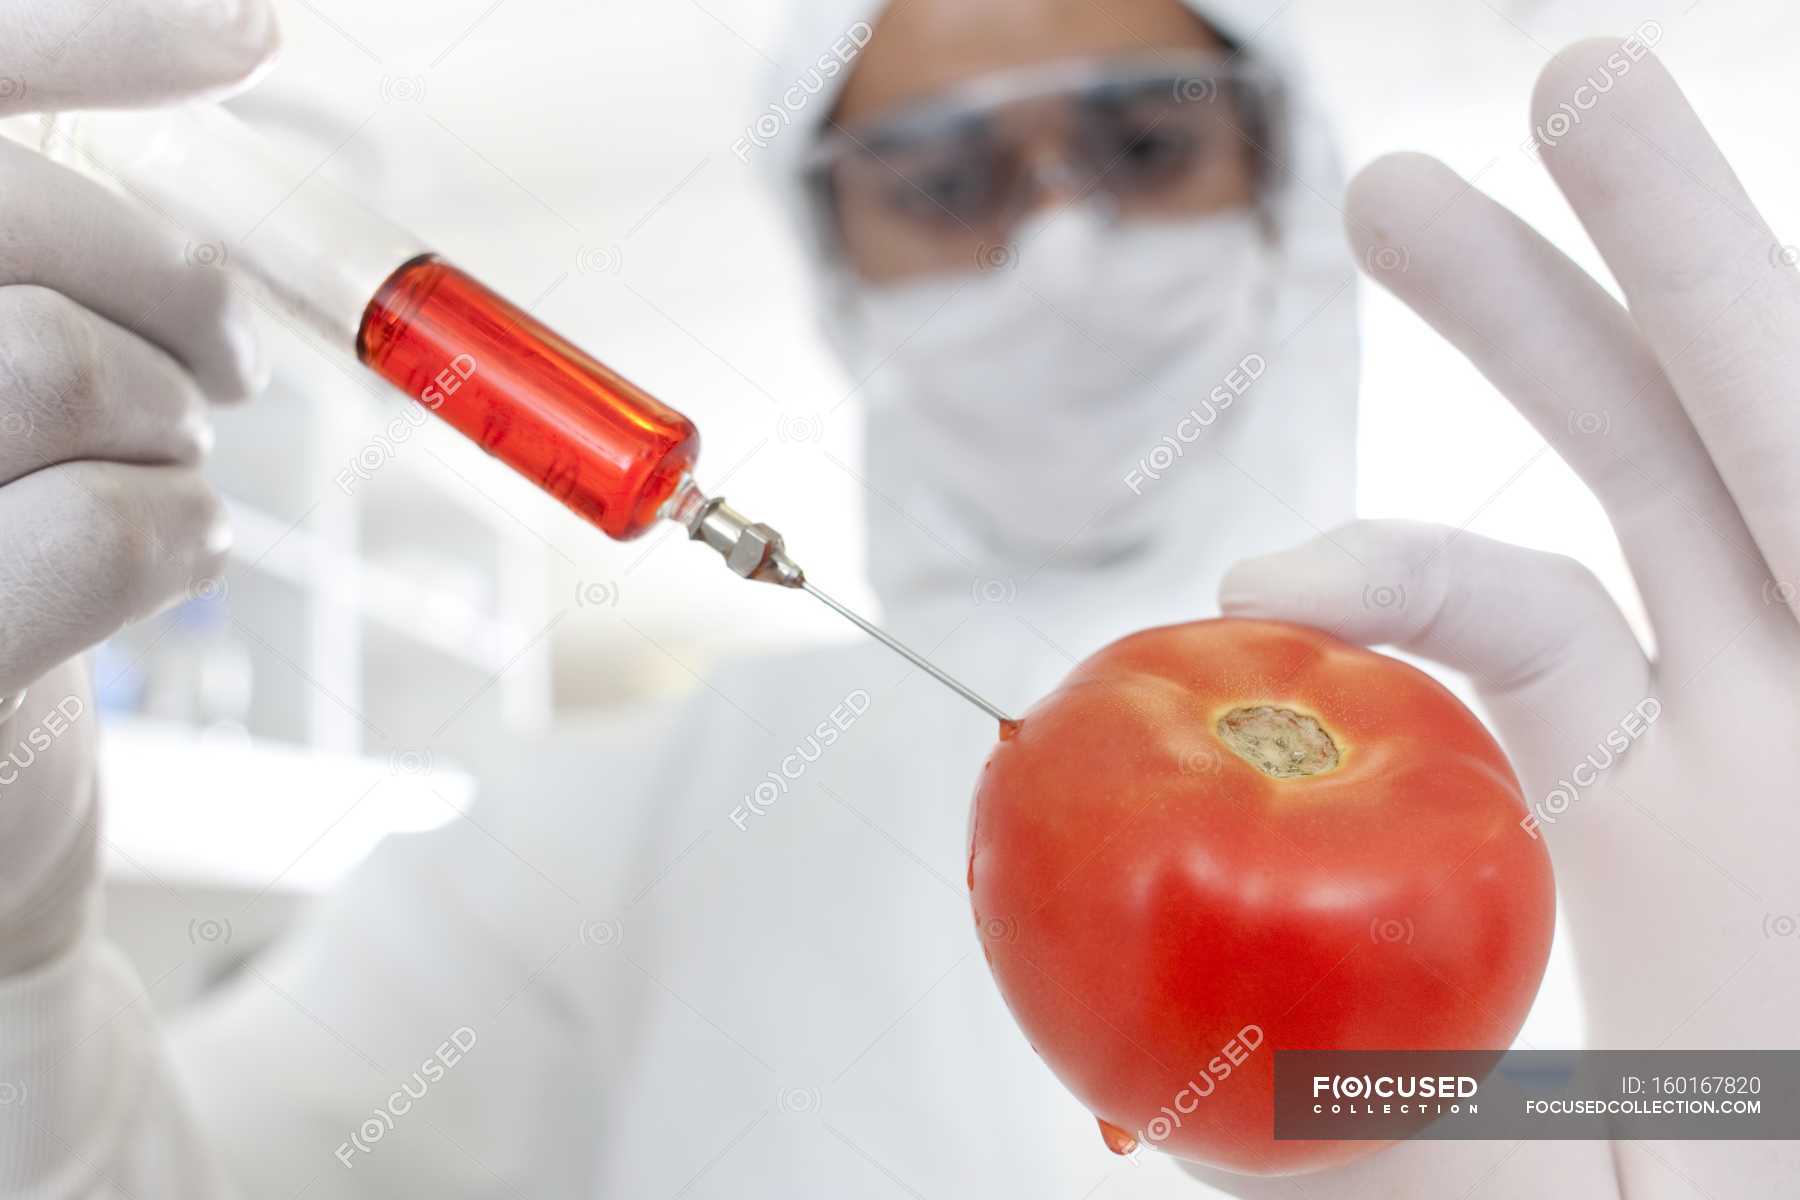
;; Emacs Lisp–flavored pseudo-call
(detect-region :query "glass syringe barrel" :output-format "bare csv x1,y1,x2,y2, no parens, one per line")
357,255,698,540
31,106,698,541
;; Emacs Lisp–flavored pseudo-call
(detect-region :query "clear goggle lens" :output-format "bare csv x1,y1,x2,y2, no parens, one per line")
806,54,1282,243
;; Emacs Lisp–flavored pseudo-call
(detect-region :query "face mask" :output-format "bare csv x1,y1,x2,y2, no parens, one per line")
846,204,1271,564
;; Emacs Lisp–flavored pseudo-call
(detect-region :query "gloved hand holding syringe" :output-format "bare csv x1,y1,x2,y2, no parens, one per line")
6,104,1015,726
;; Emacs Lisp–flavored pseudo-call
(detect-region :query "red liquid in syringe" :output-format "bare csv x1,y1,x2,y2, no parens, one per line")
356,254,699,541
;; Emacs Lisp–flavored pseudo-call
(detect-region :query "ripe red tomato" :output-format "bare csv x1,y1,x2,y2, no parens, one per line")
968,619,1554,1175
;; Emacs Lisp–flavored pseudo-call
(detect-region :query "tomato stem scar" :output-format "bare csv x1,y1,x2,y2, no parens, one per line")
1217,705,1340,779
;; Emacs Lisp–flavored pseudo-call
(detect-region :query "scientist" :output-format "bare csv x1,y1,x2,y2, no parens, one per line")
0,0,1796,1197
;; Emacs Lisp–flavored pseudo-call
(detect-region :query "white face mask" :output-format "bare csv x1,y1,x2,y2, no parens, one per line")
847,205,1271,565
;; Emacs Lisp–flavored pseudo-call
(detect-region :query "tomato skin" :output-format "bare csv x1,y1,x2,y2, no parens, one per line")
968,619,1555,1175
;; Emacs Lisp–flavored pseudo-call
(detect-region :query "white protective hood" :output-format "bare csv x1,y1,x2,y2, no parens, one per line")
763,0,1360,670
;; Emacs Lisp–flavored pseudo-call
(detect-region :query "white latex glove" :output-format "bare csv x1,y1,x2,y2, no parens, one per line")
0,0,277,976
1216,39,1800,1199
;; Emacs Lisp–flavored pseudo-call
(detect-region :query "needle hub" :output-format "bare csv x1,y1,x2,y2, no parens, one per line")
672,484,1015,726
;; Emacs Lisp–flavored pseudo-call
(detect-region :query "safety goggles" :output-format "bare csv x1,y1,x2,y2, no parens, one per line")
803,53,1283,247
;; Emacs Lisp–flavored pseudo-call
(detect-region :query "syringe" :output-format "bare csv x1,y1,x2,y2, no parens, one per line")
9,106,1014,726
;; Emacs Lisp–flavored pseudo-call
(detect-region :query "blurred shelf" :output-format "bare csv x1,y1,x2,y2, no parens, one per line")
224,497,525,676
98,716,475,895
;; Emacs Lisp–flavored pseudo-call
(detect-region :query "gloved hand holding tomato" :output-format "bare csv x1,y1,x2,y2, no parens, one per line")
968,618,1552,1175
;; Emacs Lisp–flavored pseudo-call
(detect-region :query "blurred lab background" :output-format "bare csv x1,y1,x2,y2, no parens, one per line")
95,0,1799,1047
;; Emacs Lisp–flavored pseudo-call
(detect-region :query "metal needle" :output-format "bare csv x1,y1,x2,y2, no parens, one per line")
675,485,1018,727
804,582,1017,726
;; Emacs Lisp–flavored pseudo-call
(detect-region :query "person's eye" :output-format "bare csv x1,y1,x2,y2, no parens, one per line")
1118,124,1194,175
886,160,1000,225
1085,108,1199,183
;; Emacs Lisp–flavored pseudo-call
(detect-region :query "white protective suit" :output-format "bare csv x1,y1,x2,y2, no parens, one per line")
4,1,1358,1196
